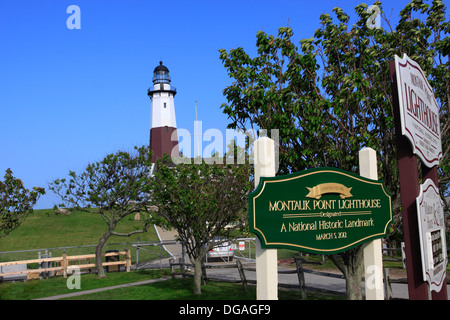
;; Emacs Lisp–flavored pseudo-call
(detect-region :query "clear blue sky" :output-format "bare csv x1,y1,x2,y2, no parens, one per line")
0,0,441,209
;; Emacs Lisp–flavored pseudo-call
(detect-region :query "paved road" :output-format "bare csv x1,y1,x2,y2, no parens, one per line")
154,225,181,257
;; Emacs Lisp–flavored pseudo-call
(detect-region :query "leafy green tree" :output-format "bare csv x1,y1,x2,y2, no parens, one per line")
150,156,252,295
219,0,449,299
0,168,45,238
49,146,154,278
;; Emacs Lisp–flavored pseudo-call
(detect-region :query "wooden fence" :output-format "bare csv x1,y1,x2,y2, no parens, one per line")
169,257,407,299
0,250,131,280
169,257,346,298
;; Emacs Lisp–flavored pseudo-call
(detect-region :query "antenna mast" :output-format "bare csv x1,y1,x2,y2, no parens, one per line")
195,100,200,158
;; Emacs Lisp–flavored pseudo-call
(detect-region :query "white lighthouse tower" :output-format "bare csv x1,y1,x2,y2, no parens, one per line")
148,61,179,162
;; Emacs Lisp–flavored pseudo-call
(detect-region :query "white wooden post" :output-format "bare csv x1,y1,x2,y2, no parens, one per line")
359,147,385,300
254,137,278,300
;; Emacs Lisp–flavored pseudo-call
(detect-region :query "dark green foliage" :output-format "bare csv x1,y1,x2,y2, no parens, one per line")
0,168,45,238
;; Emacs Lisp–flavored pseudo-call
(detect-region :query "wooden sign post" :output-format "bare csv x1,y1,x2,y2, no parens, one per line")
390,54,447,300
360,147,385,300
254,137,278,300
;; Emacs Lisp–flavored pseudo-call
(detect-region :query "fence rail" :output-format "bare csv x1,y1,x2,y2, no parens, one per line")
169,256,347,297
0,250,131,280
169,257,408,299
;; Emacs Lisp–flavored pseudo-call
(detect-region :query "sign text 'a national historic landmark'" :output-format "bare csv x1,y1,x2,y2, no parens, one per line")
249,168,392,254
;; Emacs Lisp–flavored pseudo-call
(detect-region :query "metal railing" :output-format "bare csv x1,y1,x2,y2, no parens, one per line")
132,239,183,269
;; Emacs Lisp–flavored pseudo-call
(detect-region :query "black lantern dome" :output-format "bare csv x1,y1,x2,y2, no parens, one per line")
153,61,171,84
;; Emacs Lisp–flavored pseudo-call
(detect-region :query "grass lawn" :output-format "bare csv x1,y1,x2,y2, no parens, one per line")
0,208,160,250
64,277,344,300
0,269,171,300
0,209,165,263
0,269,343,300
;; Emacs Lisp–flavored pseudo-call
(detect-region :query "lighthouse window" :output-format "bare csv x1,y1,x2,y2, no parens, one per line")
164,103,167,108
165,126,168,132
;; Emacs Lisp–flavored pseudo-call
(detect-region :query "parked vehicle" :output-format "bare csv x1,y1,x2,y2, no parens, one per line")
205,238,234,262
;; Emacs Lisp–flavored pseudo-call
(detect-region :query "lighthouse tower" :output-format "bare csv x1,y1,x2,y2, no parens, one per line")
148,61,179,162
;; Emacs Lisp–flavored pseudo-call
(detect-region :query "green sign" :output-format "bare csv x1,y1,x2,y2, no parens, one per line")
248,168,392,254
